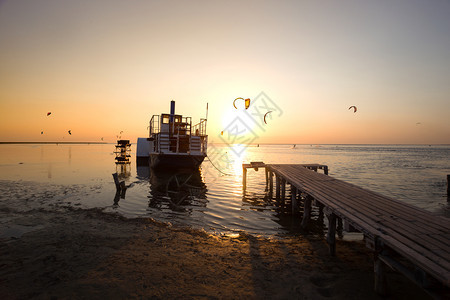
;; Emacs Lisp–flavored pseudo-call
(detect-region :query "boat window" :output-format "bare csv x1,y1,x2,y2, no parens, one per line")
162,115,169,124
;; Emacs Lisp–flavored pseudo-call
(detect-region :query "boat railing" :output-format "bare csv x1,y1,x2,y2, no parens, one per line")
149,115,160,136
150,114,206,155
192,118,207,137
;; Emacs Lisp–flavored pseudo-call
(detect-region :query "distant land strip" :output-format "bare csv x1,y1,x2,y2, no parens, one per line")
0,142,108,145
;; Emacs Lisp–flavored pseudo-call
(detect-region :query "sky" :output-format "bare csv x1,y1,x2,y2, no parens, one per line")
0,0,449,144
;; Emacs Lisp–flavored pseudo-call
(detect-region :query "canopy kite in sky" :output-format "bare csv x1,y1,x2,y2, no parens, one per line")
233,97,251,109
68,130,71,135
348,106,357,113
263,111,272,124
47,112,51,116
41,131,44,135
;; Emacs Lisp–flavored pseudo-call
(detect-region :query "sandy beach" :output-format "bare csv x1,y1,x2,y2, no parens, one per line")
0,202,430,299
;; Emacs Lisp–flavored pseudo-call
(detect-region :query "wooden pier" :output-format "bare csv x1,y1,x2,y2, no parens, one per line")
243,162,450,297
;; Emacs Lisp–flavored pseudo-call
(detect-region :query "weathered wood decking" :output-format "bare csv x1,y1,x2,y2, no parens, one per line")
243,162,450,297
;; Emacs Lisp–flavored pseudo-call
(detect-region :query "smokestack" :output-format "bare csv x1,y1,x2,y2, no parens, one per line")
170,100,175,122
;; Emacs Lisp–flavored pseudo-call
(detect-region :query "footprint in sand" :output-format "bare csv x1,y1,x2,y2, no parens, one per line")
309,275,337,298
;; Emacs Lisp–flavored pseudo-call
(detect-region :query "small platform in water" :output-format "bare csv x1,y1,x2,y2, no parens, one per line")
114,140,131,164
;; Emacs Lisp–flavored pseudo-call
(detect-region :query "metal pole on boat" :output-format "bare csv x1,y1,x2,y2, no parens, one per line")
170,100,175,122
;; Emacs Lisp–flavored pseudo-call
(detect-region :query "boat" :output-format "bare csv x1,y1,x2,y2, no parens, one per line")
136,101,208,170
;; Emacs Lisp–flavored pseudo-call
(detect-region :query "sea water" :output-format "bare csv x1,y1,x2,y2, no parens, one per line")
0,143,449,237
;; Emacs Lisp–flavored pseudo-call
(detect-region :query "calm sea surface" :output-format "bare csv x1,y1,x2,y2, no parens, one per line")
1,143,449,238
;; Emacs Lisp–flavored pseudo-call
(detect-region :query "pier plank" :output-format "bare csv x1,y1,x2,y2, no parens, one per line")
293,166,448,228
263,163,450,290
290,178,450,271
274,166,450,265
276,164,448,231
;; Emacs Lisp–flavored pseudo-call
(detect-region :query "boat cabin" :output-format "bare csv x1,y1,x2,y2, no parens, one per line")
136,101,208,169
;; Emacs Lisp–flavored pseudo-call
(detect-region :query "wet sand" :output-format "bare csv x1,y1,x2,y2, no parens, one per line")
0,205,430,299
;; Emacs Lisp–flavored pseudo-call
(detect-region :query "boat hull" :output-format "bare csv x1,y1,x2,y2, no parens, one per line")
150,153,206,170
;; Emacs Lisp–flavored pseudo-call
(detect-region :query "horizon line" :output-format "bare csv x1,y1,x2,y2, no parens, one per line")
1,141,449,146
0,142,108,145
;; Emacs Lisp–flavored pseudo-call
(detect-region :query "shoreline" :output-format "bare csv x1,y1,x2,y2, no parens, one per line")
0,206,430,299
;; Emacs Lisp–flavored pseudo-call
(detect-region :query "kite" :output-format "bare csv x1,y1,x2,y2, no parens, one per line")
41,131,44,135
68,130,71,135
47,112,51,116
348,106,357,113
221,131,223,136
244,98,250,109
263,111,272,124
233,97,251,110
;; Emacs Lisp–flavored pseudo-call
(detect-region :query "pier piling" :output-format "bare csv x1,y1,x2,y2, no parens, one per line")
281,178,286,202
374,254,387,296
242,167,247,190
265,168,269,187
301,195,313,229
112,173,121,192
447,174,449,199
291,185,298,214
269,171,273,196
275,175,280,199
326,212,337,256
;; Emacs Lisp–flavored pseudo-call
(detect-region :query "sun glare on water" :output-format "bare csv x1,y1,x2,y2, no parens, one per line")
229,144,246,176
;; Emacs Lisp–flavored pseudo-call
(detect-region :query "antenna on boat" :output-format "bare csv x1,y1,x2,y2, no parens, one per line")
205,102,208,135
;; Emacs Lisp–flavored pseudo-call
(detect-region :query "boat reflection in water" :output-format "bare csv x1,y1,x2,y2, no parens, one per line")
139,165,208,211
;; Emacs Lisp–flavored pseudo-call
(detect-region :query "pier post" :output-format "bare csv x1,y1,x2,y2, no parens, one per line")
265,167,269,187
374,239,387,296
275,175,280,199
243,166,247,190
281,179,286,202
301,195,313,229
112,173,121,192
269,171,273,196
447,174,450,199
324,166,329,175
374,255,387,295
326,212,337,256
317,202,324,225
291,186,298,214
337,217,343,238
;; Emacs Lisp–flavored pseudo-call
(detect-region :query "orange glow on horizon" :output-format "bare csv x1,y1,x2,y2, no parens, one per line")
0,1,449,145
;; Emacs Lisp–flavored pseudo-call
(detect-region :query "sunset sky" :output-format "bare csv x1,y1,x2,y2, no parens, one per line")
1,0,449,144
